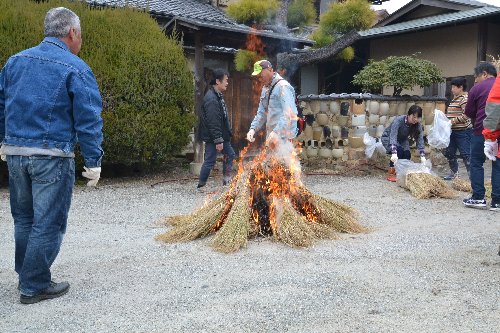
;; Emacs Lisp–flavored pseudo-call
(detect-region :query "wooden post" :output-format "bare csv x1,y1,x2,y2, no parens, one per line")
477,21,487,63
194,32,205,167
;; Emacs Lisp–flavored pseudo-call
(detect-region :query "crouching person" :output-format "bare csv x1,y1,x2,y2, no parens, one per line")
0,7,104,303
381,105,426,182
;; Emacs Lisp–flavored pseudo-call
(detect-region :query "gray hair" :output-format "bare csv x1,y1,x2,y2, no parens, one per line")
44,7,80,38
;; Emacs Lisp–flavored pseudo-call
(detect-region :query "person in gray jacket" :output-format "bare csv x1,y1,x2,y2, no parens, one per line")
381,105,426,182
197,68,235,188
246,60,298,147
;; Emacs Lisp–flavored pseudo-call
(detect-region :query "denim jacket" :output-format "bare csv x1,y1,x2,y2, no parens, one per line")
250,73,298,140
0,37,103,167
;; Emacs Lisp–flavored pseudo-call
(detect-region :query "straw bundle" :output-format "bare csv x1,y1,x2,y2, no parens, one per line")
451,177,472,192
273,198,316,248
155,197,225,242
311,193,367,234
211,187,253,253
405,173,457,199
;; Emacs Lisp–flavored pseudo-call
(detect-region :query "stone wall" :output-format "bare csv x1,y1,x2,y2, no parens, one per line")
296,93,447,171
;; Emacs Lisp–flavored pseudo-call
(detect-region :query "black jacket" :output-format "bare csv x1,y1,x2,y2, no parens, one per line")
199,87,232,143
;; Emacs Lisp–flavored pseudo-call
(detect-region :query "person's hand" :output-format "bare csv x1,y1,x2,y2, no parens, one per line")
215,143,223,151
0,155,6,162
390,154,398,163
265,131,279,147
82,167,101,187
246,129,255,142
484,140,498,161
420,156,426,163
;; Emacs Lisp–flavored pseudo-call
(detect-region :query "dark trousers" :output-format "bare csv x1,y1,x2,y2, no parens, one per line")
199,141,235,185
470,134,500,203
389,146,411,167
444,128,471,174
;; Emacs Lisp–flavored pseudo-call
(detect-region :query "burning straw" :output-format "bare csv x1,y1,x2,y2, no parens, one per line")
156,142,366,252
405,173,457,199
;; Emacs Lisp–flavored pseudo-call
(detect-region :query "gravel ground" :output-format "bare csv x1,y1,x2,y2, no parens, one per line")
0,171,499,333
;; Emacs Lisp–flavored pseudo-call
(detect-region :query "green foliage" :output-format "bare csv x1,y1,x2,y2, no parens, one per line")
310,28,334,48
226,0,279,25
287,0,316,28
311,0,374,47
352,54,444,96
0,0,195,165
234,49,259,72
337,46,355,62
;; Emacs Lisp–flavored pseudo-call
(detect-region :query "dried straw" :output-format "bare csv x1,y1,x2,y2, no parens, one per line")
155,197,225,243
406,173,457,199
274,198,316,248
451,177,472,193
211,187,253,253
311,193,367,234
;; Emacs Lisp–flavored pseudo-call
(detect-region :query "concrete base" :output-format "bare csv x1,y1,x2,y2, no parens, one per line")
189,162,203,176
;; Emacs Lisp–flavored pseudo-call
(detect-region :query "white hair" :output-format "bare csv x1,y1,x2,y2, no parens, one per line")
44,7,80,38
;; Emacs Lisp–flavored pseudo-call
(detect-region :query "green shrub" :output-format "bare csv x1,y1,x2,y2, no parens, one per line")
337,46,355,62
0,0,195,166
226,0,279,25
234,49,259,72
352,54,443,96
287,0,316,28
311,0,374,47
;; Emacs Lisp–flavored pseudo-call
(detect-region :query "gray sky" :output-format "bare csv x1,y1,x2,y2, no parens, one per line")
372,0,499,14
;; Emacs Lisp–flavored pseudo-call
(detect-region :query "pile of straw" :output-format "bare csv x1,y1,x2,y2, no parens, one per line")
451,177,472,192
405,173,457,199
156,152,366,252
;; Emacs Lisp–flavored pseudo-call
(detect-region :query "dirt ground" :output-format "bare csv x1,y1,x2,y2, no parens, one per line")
0,164,498,333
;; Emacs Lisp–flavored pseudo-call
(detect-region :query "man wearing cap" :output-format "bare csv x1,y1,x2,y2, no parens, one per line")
246,60,298,147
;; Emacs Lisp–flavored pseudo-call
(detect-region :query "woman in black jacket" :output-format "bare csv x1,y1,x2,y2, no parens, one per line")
197,68,235,188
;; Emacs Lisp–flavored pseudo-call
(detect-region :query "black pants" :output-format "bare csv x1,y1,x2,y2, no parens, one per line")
389,146,411,167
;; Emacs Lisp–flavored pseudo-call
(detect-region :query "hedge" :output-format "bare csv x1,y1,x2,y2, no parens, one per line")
0,0,195,166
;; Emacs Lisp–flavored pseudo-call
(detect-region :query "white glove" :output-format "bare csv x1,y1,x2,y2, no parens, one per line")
1,155,6,162
246,129,255,142
390,154,398,163
420,156,426,163
484,140,498,161
82,167,101,187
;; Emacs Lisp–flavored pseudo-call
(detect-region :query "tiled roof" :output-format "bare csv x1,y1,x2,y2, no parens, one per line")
360,6,500,38
87,0,312,43
445,0,495,6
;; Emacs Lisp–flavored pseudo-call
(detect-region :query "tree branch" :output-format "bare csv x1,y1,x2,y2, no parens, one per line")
277,30,360,72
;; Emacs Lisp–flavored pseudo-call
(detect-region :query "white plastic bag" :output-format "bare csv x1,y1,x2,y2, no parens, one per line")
395,159,432,188
363,133,385,158
427,109,451,149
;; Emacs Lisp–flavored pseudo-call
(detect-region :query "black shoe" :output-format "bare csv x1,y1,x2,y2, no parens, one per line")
196,182,206,189
20,281,70,304
442,173,457,181
222,176,232,186
462,197,487,209
491,202,500,211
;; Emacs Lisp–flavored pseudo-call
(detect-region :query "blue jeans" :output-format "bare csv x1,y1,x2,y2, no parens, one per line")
469,134,500,202
444,128,471,174
7,155,75,296
199,141,236,184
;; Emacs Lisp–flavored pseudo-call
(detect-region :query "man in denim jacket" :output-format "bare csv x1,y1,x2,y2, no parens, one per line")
246,60,298,147
0,7,103,304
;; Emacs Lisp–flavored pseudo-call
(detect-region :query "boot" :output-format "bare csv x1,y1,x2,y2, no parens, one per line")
386,167,397,182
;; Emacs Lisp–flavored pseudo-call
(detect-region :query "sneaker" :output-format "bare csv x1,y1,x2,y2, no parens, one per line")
442,173,457,181
386,167,397,182
462,197,487,209
222,176,232,186
20,281,70,304
490,202,500,211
